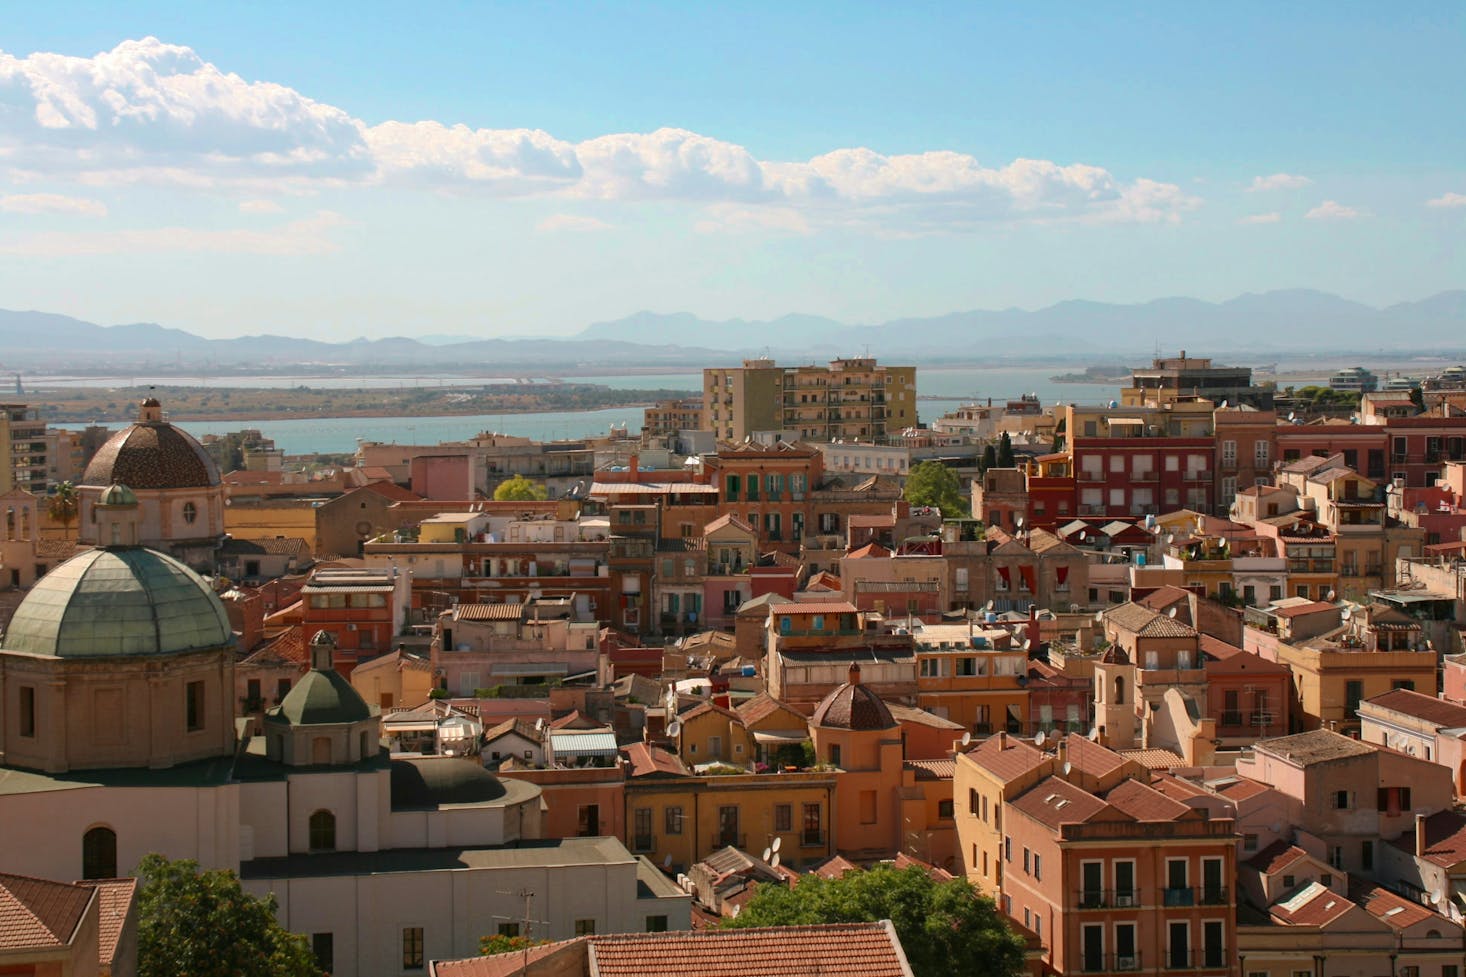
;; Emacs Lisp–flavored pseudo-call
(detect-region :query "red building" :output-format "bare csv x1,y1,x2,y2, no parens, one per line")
1073,437,1214,519
300,566,410,674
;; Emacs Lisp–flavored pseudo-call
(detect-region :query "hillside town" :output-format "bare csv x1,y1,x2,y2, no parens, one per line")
4,352,1466,977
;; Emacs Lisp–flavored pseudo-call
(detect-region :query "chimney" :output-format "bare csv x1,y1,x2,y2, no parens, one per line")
629,453,639,477
1056,737,1068,768
997,730,1007,749
1416,813,1429,858
848,662,861,687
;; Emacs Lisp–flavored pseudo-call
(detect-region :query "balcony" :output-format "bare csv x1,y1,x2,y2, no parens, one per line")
1075,889,1140,910
1186,470,1212,482
1133,471,1158,482
1078,470,1106,482
1163,885,1229,907
1080,953,1143,973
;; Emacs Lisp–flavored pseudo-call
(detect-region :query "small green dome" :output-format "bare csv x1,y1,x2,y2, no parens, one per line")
1,548,232,658
99,484,138,507
267,669,373,726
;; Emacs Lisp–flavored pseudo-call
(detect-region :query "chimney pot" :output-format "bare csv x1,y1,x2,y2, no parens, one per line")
1416,812,1429,858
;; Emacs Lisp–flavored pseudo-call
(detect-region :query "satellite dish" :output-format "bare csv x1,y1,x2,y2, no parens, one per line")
986,600,995,612
1166,533,1175,545
667,721,682,738
663,853,674,869
1034,731,1046,747
1341,607,1352,621
1288,412,1297,422
1088,727,1101,741
1326,589,1337,601
1069,603,1080,613
770,852,781,870
961,731,972,747
1094,610,1104,623
762,847,773,862
1220,399,1229,409
1016,516,1025,529
1078,530,1088,542
1063,761,1073,776
771,836,782,853
1168,607,1178,618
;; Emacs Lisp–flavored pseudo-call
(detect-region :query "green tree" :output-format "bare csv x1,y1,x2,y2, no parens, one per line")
903,461,967,519
725,864,1025,977
493,474,549,501
996,432,1015,468
136,854,321,977
47,481,78,540
1409,385,1425,412
980,443,997,473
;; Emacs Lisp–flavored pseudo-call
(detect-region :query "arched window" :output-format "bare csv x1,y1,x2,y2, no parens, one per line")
1114,675,1125,705
82,826,117,880
308,810,336,851
182,501,198,524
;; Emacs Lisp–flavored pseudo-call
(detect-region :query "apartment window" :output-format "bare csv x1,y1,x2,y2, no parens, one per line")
1346,680,1364,716
633,808,653,851
1201,857,1225,904
1243,833,1258,852
920,658,946,678
1329,846,1344,869
402,927,424,970
1115,922,1137,970
955,657,977,677
1221,440,1237,466
1168,922,1190,969
574,919,596,936
497,923,519,938
802,803,823,845
645,915,668,932
725,474,741,500
1362,839,1374,870
938,799,954,819
1283,874,1295,888
1165,858,1192,906
1081,924,1104,973
829,744,841,767
577,804,600,836
1004,836,1012,862
18,686,35,737
665,806,683,835
1115,860,1137,905
1022,847,1030,873
775,804,792,832
312,934,334,974
1333,790,1351,810
185,680,205,732
1442,966,1458,977
1196,919,1223,968
1032,853,1042,880
1254,441,1270,467
968,788,980,816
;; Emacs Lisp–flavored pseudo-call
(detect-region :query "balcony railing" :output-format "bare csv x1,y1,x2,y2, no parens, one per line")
1080,952,1142,973
1075,889,1140,909
1162,885,1229,907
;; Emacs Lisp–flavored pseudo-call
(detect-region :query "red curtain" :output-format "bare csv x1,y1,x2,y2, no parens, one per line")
1056,565,1069,585
997,565,1011,587
1019,565,1036,592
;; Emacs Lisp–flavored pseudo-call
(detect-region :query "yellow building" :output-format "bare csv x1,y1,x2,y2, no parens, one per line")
623,763,836,873
954,732,1054,899
671,701,755,767
703,357,916,444
224,498,322,553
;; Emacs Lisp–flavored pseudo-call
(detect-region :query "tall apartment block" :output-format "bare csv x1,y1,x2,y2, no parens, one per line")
703,358,917,444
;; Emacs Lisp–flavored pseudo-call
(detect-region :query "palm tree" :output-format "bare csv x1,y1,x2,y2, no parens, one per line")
47,481,77,540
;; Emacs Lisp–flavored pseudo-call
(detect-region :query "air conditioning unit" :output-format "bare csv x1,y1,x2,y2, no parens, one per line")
1114,893,1136,907
1116,955,1138,970
347,623,358,631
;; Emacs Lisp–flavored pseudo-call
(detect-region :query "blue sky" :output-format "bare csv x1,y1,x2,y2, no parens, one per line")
0,2,1461,340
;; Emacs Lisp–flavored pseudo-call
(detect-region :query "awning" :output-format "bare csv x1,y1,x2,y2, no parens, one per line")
752,729,809,745
549,731,619,757
384,721,438,733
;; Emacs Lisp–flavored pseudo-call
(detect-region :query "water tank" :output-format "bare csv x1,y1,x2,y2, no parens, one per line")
1136,553,1148,567
741,665,757,677
985,612,998,624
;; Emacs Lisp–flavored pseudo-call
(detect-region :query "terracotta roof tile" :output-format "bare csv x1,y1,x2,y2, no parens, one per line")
1103,602,1198,638
735,693,802,729
621,742,689,778
1103,778,1192,821
1362,688,1466,729
1116,748,1187,772
0,873,93,951
807,854,860,880
587,922,913,977
1271,881,1355,927
241,624,307,666
1064,734,1131,780
1389,811,1466,868
1351,880,1443,929
1255,729,1374,766
964,734,1047,784
772,602,859,617
1218,777,1272,802
1010,775,1110,829
75,878,135,968
904,759,956,780
1247,841,1310,874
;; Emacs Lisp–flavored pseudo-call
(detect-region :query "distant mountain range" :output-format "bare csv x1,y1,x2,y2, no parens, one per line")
1,289,1462,373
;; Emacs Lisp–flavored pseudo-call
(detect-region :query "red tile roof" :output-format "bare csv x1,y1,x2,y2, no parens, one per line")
1275,600,1338,619
771,602,859,617
845,542,891,560
0,873,93,951
75,878,135,969
1271,882,1355,927
587,922,914,977
1063,734,1130,780
1115,748,1186,772
1351,880,1443,929
1103,778,1192,821
1010,775,1109,829
1246,841,1310,874
1219,777,1272,802
1389,811,1466,868
807,854,860,880
965,734,1047,783
621,742,690,778
1362,688,1466,729
890,852,954,881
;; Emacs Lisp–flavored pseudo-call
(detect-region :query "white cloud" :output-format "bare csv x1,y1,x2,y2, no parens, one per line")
1427,192,1466,209
536,214,612,233
0,38,1201,231
0,210,347,256
0,192,107,216
1238,212,1281,224
238,198,284,214
1248,173,1311,192
1304,200,1365,221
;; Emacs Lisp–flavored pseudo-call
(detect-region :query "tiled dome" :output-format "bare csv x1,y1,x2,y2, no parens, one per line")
82,401,219,490
1,547,232,658
812,664,897,731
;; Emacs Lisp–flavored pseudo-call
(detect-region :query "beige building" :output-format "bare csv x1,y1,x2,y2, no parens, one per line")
703,357,917,444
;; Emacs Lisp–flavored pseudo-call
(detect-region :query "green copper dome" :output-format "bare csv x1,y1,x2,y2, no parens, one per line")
1,547,233,658
267,669,374,727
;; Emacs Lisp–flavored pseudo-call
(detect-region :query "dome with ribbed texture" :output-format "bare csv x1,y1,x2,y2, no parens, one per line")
812,666,897,731
266,669,373,727
82,406,219,490
1,547,232,658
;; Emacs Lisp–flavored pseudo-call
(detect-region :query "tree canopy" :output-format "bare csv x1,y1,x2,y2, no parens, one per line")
903,461,967,519
996,432,1015,468
492,474,549,501
136,854,321,977
724,864,1025,977
46,481,77,539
